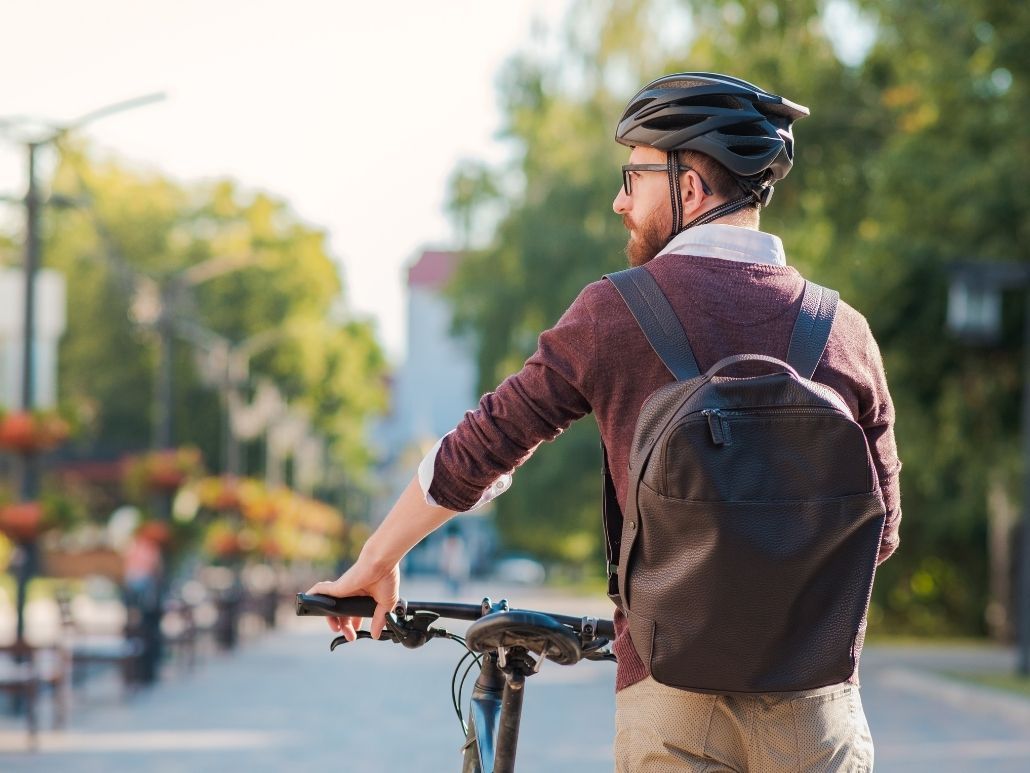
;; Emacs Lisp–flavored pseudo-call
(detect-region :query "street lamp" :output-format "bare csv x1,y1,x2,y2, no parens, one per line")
128,254,258,451
190,327,289,475
0,93,165,645
947,260,1030,675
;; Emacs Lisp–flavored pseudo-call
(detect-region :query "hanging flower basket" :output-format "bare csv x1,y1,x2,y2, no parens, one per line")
259,535,282,560
195,475,249,513
0,411,70,454
0,502,44,541
123,446,204,498
209,532,243,559
137,519,173,547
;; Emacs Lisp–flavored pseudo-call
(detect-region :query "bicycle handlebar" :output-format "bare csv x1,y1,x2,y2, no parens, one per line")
295,593,616,639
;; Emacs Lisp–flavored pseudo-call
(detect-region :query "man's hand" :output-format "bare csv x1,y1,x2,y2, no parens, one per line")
304,475,455,641
306,558,400,642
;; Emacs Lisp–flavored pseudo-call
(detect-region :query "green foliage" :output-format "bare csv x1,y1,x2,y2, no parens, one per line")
446,0,1029,633
36,144,386,481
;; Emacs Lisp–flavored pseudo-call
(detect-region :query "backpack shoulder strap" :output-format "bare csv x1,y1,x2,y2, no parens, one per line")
601,442,622,599
605,267,701,381
786,280,839,379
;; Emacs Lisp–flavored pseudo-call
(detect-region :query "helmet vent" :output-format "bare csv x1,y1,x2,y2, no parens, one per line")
672,94,741,110
646,114,706,130
727,143,771,157
720,123,768,137
625,98,654,115
660,79,710,90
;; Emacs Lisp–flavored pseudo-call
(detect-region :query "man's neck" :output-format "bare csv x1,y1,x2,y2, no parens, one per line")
709,206,759,230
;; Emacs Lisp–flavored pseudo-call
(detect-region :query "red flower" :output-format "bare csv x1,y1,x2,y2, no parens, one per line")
0,502,44,541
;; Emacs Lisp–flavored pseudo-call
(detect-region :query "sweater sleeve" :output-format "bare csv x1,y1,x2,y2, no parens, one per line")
428,284,598,512
855,322,903,564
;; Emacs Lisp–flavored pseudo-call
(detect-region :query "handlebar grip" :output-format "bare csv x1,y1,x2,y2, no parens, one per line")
295,593,378,618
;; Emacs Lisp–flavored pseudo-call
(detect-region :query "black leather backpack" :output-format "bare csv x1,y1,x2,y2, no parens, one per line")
602,266,886,694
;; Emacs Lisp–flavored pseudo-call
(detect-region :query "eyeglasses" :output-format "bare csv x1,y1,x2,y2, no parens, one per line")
621,163,714,196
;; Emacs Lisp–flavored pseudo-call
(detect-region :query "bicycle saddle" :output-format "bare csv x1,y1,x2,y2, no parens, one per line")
465,610,582,666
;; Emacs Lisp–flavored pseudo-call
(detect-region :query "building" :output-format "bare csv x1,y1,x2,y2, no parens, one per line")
372,249,493,580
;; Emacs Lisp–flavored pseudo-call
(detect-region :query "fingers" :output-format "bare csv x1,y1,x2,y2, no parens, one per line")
340,618,358,642
306,578,348,597
325,614,359,641
370,595,398,640
307,577,368,639
303,562,400,642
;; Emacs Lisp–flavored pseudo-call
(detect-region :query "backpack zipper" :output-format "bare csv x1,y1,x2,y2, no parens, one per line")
699,406,842,447
701,409,731,446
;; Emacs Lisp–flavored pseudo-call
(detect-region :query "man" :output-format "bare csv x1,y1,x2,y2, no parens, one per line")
309,72,901,771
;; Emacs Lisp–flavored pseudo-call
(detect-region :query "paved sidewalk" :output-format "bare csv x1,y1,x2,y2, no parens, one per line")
0,581,616,772
1,581,1029,771
861,644,1030,772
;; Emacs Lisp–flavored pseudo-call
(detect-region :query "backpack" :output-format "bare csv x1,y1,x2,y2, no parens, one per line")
602,266,886,694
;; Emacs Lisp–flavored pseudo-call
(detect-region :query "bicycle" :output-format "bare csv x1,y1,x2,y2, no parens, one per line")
295,592,616,773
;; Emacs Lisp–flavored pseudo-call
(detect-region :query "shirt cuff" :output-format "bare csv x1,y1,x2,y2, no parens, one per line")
417,433,513,512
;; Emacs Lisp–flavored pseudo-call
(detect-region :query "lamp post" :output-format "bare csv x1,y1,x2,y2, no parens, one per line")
128,252,259,452
947,261,1030,675
0,93,165,645
190,327,289,476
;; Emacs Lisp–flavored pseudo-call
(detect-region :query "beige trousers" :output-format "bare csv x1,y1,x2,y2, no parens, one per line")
614,676,874,772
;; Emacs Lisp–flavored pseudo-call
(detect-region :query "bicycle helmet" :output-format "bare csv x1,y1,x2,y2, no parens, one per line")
615,72,809,234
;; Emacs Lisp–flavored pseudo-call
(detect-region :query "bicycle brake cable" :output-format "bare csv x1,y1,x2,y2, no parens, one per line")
445,634,482,733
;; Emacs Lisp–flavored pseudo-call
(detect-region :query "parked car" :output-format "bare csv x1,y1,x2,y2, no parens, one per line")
491,555,546,585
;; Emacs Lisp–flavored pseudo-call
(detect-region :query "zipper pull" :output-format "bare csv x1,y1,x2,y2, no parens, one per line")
703,409,731,446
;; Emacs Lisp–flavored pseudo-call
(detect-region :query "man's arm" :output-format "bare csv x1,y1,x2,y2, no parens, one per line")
306,476,456,641
307,283,600,635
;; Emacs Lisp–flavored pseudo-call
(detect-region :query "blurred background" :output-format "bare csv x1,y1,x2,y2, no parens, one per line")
0,0,1028,770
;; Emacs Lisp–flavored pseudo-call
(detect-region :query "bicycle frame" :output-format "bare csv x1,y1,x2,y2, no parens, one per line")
462,651,528,773
295,593,614,773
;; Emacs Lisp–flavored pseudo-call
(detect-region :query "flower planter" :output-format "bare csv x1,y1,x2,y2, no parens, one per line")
41,548,124,581
137,520,172,547
147,467,186,491
0,502,44,541
123,447,203,498
0,412,69,454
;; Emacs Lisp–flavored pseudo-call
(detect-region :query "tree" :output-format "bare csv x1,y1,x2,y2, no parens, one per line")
446,0,1030,634
37,144,386,484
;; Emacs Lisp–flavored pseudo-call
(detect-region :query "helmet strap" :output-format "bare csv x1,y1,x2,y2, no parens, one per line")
668,157,774,235
679,194,756,232
666,152,683,237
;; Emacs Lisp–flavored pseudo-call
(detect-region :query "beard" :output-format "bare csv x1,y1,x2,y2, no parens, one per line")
622,207,670,267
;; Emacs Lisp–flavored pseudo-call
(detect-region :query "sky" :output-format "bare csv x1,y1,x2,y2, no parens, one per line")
0,0,571,362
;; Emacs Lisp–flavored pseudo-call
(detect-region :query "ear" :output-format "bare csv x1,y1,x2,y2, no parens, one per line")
680,170,709,220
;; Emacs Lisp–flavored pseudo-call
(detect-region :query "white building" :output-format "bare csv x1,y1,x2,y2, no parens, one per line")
373,249,493,579
390,250,478,449
0,268,66,410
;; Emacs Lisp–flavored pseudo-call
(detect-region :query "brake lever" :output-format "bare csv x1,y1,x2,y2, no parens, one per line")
329,610,445,652
329,629,399,652
580,637,616,662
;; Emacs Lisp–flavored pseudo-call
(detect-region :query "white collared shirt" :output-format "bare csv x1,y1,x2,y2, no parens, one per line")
657,223,786,266
418,223,788,510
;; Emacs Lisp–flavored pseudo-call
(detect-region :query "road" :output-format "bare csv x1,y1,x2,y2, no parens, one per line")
1,581,1028,771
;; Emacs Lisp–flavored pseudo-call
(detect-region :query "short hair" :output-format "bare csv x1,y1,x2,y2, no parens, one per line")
678,149,759,211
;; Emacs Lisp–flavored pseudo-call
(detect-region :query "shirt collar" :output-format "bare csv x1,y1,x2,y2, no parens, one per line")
656,223,787,267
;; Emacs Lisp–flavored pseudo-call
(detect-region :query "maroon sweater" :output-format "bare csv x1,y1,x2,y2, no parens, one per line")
430,253,902,691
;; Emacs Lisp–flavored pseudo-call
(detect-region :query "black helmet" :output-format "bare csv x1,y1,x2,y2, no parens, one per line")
615,72,809,189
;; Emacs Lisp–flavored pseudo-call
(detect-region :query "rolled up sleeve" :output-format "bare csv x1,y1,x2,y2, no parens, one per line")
428,285,599,512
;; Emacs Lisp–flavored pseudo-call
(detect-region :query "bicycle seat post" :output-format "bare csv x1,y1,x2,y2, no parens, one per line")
494,668,526,773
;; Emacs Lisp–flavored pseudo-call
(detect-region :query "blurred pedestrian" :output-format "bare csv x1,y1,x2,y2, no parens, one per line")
438,524,469,597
